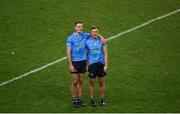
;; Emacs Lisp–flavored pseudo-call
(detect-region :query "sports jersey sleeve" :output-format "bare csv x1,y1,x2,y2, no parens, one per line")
66,37,72,48
84,33,91,40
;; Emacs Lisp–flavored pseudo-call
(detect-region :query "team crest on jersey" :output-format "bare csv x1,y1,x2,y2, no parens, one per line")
74,42,85,49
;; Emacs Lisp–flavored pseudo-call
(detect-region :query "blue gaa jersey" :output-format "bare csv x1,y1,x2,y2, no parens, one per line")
67,32,90,61
86,36,105,65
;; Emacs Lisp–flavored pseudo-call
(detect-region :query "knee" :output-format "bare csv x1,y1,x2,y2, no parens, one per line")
89,80,95,87
72,79,78,86
79,79,84,86
99,80,104,87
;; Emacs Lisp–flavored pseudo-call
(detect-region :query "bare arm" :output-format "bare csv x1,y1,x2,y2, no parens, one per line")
66,46,74,72
103,44,108,72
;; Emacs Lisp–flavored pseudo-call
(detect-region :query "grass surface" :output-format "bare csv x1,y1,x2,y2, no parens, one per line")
0,0,180,112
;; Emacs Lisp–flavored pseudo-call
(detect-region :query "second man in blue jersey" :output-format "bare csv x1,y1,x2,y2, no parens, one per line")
86,26,108,106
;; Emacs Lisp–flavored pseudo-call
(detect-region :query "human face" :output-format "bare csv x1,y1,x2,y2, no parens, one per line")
91,28,99,38
74,23,83,34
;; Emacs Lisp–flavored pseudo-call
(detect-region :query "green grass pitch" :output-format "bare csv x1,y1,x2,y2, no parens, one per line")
0,0,180,112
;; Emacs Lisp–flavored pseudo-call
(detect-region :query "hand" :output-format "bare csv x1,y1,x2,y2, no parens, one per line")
101,38,106,45
69,65,75,72
99,35,106,45
104,66,108,73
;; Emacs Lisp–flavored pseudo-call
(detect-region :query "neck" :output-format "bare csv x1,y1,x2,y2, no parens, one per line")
76,32,81,35
91,36,98,39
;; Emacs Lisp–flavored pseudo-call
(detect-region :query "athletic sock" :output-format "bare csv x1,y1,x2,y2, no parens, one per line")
100,96,104,100
89,97,94,100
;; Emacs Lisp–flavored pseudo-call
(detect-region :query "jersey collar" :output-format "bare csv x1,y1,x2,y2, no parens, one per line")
90,36,100,41
73,32,84,36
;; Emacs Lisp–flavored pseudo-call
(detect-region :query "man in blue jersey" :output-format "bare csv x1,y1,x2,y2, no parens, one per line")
86,26,108,106
66,21,105,107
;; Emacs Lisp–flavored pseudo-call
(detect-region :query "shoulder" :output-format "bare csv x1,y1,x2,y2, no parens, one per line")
97,36,101,42
83,32,90,39
67,33,75,41
98,36,106,45
84,32,90,36
85,38,90,42
85,38,92,44
82,32,90,37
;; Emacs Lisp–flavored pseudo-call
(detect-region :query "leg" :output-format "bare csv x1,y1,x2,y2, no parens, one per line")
71,73,80,107
76,73,86,106
98,76,106,106
89,78,96,98
88,63,97,106
78,73,84,97
98,77,105,98
89,77,96,106
71,73,79,98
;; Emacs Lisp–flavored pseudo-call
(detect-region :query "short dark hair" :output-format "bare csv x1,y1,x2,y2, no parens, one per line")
74,21,83,26
90,26,99,30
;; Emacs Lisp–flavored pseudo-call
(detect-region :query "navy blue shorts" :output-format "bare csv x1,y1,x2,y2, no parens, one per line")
71,60,86,74
88,62,107,78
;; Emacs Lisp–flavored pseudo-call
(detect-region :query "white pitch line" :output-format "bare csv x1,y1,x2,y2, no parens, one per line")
0,57,66,86
106,8,180,41
0,8,180,87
